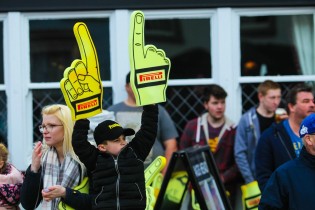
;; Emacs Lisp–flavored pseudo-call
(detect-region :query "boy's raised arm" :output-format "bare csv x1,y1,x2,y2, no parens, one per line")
72,119,98,171
130,104,158,160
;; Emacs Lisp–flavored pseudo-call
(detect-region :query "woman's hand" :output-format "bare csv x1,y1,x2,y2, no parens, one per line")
42,185,66,201
31,141,42,173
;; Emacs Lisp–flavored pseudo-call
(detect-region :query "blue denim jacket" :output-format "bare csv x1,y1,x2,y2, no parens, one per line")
234,107,260,184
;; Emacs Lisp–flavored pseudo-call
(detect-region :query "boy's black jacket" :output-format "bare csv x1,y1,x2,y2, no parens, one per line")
72,105,158,210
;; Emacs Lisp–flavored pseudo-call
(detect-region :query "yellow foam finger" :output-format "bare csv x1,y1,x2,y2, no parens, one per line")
60,22,103,120
129,11,170,106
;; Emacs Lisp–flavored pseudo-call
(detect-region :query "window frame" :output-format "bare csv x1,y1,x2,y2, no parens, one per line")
235,7,315,84
2,7,315,169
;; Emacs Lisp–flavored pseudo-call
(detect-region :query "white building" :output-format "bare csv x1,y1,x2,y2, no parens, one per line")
0,1,314,171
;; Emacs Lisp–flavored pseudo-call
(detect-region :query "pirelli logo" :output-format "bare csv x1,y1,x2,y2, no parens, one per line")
245,196,260,209
137,71,164,84
76,98,99,111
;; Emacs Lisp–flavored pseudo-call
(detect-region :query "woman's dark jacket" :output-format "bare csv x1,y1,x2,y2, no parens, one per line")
20,165,92,210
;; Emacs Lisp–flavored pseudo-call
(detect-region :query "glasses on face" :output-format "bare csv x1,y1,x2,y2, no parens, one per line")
39,124,63,133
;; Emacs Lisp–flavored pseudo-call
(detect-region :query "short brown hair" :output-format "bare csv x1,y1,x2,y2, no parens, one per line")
203,84,227,103
285,83,313,107
257,80,281,96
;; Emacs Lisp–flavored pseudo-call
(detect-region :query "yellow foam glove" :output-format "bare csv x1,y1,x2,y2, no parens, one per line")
129,11,170,106
152,173,164,198
60,22,103,120
191,189,201,210
145,156,166,210
146,186,155,210
241,180,261,210
165,171,188,203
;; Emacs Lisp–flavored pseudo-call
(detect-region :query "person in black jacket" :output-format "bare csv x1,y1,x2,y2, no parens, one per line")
255,83,315,192
72,104,158,210
20,104,92,210
259,113,315,209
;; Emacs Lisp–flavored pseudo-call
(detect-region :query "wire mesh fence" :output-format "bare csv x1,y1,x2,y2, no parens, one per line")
0,81,311,143
32,88,112,141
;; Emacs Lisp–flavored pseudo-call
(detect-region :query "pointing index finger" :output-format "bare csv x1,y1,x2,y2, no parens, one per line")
131,11,145,63
73,22,99,78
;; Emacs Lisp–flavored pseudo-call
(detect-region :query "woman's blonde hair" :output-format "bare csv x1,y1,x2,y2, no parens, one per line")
0,143,8,173
41,104,85,173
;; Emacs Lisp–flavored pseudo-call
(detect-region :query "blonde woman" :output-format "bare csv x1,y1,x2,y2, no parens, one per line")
20,104,91,210
0,143,24,210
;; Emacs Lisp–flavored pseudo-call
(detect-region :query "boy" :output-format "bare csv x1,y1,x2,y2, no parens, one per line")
72,105,158,210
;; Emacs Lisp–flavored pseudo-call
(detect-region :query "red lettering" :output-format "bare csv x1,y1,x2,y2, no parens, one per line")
139,72,163,82
77,99,98,111
247,197,260,207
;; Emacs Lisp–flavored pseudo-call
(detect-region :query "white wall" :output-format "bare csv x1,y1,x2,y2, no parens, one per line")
1,7,315,171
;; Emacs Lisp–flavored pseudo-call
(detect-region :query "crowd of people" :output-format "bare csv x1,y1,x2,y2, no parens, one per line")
0,75,314,210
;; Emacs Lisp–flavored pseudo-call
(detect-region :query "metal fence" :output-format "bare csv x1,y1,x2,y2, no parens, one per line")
32,88,112,141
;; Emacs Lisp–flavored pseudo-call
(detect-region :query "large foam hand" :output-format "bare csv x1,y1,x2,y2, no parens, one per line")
129,11,170,106
145,156,166,210
60,22,103,120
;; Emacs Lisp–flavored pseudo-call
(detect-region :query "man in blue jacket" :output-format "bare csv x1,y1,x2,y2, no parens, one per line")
255,83,315,191
259,113,315,210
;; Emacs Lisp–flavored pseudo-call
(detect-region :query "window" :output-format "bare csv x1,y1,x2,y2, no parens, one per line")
32,88,112,141
0,21,7,144
241,15,314,77
0,91,6,144
30,18,110,82
0,21,3,84
239,12,315,114
30,17,110,141
146,18,211,79
145,17,211,133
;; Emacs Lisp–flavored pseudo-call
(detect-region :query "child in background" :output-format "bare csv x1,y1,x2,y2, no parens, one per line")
0,143,24,210
72,105,158,210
